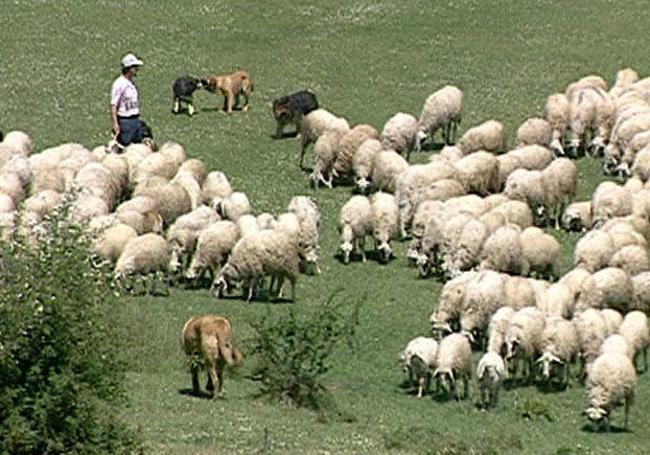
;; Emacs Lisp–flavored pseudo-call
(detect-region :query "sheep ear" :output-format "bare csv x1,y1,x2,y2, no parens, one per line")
461,330,475,343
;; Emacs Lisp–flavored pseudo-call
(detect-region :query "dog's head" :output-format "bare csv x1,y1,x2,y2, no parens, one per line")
272,97,291,121
200,76,220,93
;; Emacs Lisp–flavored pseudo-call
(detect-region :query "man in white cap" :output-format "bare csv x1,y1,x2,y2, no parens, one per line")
110,53,152,150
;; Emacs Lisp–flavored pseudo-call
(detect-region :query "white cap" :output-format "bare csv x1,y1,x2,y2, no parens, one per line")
121,53,143,68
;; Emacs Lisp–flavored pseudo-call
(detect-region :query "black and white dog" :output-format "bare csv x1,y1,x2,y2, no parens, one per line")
172,76,203,116
271,90,319,138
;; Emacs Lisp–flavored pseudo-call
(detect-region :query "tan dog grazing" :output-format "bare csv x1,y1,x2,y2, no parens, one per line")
201,70,254,113
181,314,243,398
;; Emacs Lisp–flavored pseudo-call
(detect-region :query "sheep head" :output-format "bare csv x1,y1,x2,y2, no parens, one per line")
583,406,609,432
537,351,563,380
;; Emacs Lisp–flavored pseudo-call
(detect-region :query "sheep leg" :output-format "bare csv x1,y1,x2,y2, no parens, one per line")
624,397,630,430
190,363,200,393
417,376,425,398
299,144,307,169
359,237,367,262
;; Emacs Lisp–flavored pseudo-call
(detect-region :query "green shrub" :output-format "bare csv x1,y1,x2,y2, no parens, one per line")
0,199,138,455
249,291,361,411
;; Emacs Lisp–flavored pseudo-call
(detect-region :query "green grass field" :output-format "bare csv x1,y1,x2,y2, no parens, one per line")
3,1,650,453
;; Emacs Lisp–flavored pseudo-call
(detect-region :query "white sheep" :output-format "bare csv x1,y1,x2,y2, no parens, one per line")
545,93,570,156
171,171,203,211
92,223,138,264
218,191,252,221
459,270,507,348
381,112,418,160
630,143,650,182
559,267,591,300
185,220,239,283
572,309,609,381
576,267,634,314
300,108,349,168
453,151,499,196
599,334,633,359
591,181,633,226
178,158,209,186
288,196,321,273
537,282,575,319
370,191,399,263
353,138,383,192
310,130,343,189
504,307,545,384
490,199,534,229
561,201,592,232
584,353,636,432
600,309,624,337
542,157,578,228
520,227,562,280
609,68,639,99
609,245,649,275
457,119,507,155
496,153,522,190
370,150,409,193
504,169,546,223
618,311,649,373
477,351,506,409
429,271,479,336
338,195,372,264
114,233,170,295
332,124,379,180
433,333,472,400
479,224,528,275
202,171,233,209
442,217,489,277
537,316,580,388
1,130,33,156
167,205,221,274
399,337,439,398
631,271,650,313
416,85,464,148
573,229,615,272
486,305,515,355
516,117,552,148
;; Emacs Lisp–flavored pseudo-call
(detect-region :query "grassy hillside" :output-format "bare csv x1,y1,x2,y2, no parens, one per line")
2,1,649,453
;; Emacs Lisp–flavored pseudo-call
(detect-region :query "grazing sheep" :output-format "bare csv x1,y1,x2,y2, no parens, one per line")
504,307,546,384
218,191,251,221
490,200,534,229
371,149,409,193
1,130,33,156
496,153,522,190
604,222,647,251
600,334,633,359
584,353,636,432
338,195,372,264
453,151,499,196
370,192,399,263
181,314,243,398
429,272,478,336
572,309,610,380
310,129,343,188
416,85,464,148
516,117,552,148
573,229,615,272
545,93,570,156
609,68,639,99
538,317,579,388
566,74,608,99
92,223,138,263
631,271,650,312
609,245,650,275
487,306,515,354
631,143,650,182
591,182,633,226
300,108,349,168
236,214,260,237
576,267,634,313
433,333,472,400
202,171,233,209
479,224,528,275
457,119,507,155
537,282,574,319
504,169,546,223
353,138,383,192
443,217,489,276
520,227,562,280
186,220,239,283
477,351,507,409
601,309,624,337
503,276,538,310
618,311,649,372
510,145,555,171
542,157,578,228
167,206,221,274
172,171,203,210
332,124,379,180
214,228,300,301
459,270,506,347
561,201,592,232
178,158,209,186
407,200,444,261
114,233,170,295
381,112,418,160
288,196,321,273
399,337,439,398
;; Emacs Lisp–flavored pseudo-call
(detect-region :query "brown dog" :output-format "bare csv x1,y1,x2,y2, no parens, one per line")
201,70,254,113
181,314,243,398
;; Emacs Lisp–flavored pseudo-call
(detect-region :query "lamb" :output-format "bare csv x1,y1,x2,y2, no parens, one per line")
537,316,580,388
288,196,321,273
572,309,611,380
332,124,379,179
370,150,409,193
338,195,372,264
516,117,552,148
416,85,464,148
433,333,472,400
217,191,252,221
504,307,546,384
214,228,300,301
542,157,578,228
573,229,615,272
503,169,546,223
300,108,349,168
181,314,243,399
114,233,170,295
584,353,636,432
453,151,499,196
575,267,634,313
477,351,507,409
370,191,399,263
92,223,138,263
399,337,439,398
201,171,233,209
479,224,528,275
381,112,418,160
618,311,649,372
185,220,240,283
609,245,649,275
520,227,562,280
457,119,507,155
545,93,570,156
561,201,592,232
353,138,383,192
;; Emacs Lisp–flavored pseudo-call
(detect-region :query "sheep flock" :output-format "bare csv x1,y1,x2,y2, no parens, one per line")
4,67,650,432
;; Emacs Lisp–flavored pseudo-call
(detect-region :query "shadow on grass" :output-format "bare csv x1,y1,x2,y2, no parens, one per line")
580,423,631,434
418,141,447,152
271,131,298,139
178,388,213,400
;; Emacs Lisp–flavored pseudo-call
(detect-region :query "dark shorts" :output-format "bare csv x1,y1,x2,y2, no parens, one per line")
117,116,152,147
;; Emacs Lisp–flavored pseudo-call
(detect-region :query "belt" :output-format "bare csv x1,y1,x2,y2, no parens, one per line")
118,114,140,120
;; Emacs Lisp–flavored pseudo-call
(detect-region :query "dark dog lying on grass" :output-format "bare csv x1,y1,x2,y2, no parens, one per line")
172,76,203,116
272,90,319,138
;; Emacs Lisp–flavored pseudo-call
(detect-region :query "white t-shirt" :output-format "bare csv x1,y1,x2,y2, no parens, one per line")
111,75,140,117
